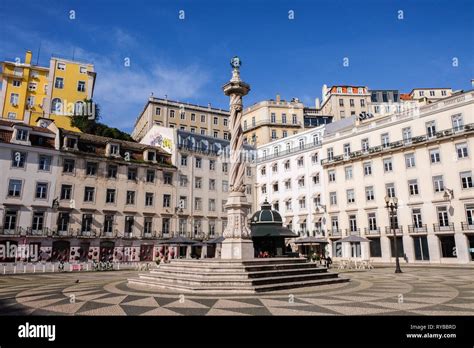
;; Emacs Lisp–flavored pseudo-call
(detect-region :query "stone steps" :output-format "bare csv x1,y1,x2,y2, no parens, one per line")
128,258,348,294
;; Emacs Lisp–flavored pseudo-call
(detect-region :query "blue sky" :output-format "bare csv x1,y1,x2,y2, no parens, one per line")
1,0,473,132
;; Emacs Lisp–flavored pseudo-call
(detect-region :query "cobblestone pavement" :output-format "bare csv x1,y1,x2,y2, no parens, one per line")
0,267,473,316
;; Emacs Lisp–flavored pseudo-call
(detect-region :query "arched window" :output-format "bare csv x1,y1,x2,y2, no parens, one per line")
313,134,320,145
274,146,279,156
299,138,305,150
51,98,62,114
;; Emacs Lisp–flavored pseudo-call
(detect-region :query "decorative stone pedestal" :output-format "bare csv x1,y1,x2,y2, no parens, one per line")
221,239,254,259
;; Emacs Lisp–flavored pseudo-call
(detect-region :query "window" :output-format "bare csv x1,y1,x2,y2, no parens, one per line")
63,158,75,173
35,182,48,199
273,182,279,192
430,90,435,97
57,212,69,232
339,99,344,107
402,127,412,143
11,151,26,168
349,99,355,107
299,138,305,150
433,175,444,192
107,165,117,178
386,183,396,198
271,113,276,123
361,138,369,152
127,168,137,181
299,197,306,209
209,179,216,190
271,130,277,139
383,158,393,172
7,112,16,120
103,215,114,234
312,173,320,184
194,197,202,210
180,111,186,120
327,147,334,160
57,62,66,70
223,118,228,127
196,157,202,168
145,193,154,206
110,144,120,156
200,129,206,135
408,179,419,195
437,206,449,227
222,181,228,192
298,176,305,188
273,201,279,211
82,214,93,233
8,179,22,197
292,114,297,124
13,80,21,87
163,194,171,208
181,155,188,166
347,189,355,203
282,114,287,124
28,82,37,91
125,216,134,234
195,177,202,189
343,143,351,156
147,151,156,162
460,171,473,189
179,175,188,187
54,77,64,89
452,114,463,131
213,117,218,125
329,192,337,205
284,179,291,190
16,129,29,141
285,199,292,211
345,166,353,180
126,191,135,205
10,93,19,105
3,209,18,230
419,91,425,97
170,110,175,118
456,143,468,159
86,162,97,176
441,90,447,96
368,213,377,231
297,157,304,167
412,209,423,228
405,153,416,168
77,81,86,92
363,162,372,176
60,185,72,200
209,199,216,212
426,121,436,137
381,133,390,148
311,153,318,164
360,99,366,107
271,163,278,173
38,155,52,171
106,189,116,203
84,187,95,202
261,184,267,194
429,148,441,163
366,186,374,201
349,215,357,232
328,170,336,182
163,172,172,185
340,111,345,118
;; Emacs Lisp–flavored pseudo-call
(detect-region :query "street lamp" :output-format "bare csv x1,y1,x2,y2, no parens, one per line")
385,195,402,273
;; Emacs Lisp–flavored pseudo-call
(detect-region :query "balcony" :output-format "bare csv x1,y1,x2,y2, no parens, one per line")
345,228,360,236
385,226,403,235
257,141,322,162
461,222,474,232
408,224,428,234
123,232,135,239
78,229,97,238
244,119,302,132
321,123,474,166
433,223,455,233
328,229,342,237
364,227,381,235
143,230,158,239
0,227,26,236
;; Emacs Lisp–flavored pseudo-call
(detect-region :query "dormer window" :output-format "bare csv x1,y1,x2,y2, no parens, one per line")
347,87,353,94
66,137,77,149
57,62,66,71
16,129,29,141
358,88,364,94
147,150,156,162
336,87,342,93
110,144,120,156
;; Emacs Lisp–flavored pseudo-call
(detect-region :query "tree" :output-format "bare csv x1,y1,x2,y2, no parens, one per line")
70,99,133,141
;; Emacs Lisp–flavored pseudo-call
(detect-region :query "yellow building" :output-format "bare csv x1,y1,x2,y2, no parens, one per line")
0,50,96,131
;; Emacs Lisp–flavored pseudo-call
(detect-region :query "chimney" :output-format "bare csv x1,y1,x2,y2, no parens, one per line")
315,98,320,109
25,50,32,65
276,94,281,103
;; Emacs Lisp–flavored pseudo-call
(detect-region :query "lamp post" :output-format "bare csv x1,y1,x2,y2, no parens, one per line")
385,195,402,273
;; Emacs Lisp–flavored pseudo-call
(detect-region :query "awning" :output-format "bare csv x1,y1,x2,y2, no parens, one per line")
251,225,297,238
339,235,371,243
298,194,306,199
312,192,321,198
206,236,225,244
283,197,292,202
158,236,195,245
294,237,328,244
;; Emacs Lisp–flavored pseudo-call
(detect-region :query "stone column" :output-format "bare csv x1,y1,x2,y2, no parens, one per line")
221,56,254,259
